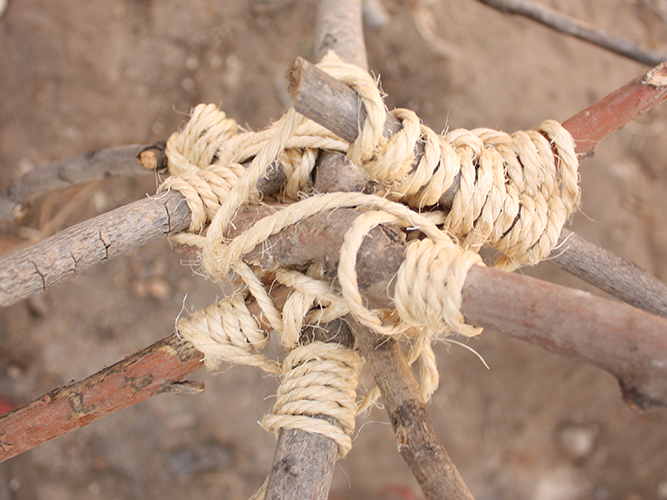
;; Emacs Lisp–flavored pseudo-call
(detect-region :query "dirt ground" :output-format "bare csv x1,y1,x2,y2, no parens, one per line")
1,0,667,499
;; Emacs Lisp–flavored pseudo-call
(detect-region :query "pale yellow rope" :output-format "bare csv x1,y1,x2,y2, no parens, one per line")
159,51,580,460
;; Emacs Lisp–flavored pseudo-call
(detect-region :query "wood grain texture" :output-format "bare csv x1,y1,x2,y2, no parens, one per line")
0,333,204,463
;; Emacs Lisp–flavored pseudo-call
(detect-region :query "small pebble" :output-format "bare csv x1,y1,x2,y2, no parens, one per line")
657,479,667,499
558,424,596,459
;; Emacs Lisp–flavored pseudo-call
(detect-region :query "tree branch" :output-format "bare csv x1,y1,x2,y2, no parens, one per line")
0,144,159,222
0,191,191,306
0,333,204,463
346,316,475,500
264,319,356,500
234,205,667,410
286,57,667,320
6,198,667,463
475,0,667,67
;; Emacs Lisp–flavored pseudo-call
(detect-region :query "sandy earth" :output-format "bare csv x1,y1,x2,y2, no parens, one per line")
1,0,667,499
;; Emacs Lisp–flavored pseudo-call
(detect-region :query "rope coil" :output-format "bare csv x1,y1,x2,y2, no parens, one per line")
160,51,580,459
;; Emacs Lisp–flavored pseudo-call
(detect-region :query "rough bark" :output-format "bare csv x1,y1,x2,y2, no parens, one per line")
346,316,475,500
286,57,667,320
0,144,155,221
0,191,191,307
0,333,204,463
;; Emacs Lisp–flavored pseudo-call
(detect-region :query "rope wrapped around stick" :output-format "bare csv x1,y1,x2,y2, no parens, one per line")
159,51,580,458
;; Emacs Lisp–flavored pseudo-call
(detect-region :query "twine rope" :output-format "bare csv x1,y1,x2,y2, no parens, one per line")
160,52,579,459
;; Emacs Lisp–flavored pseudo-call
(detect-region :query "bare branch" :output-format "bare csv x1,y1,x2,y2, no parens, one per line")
0,333,204,463
0,144,157,222
0,191,191,307
264,319,355,500
6,197,667,463
235,205,667,410
346,316,475,500
0,159,287,307
286,57,667,319
550,228,667,317
314,0,368,69
475,0,667,67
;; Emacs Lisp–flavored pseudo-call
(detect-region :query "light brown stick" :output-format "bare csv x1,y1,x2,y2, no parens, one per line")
346,316,474,500
286,57,667,319
0,144,157,222
476,0,667,67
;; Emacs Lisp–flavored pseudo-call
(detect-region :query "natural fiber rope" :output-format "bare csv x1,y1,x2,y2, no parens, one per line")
159,51,580,460
262,341,363,458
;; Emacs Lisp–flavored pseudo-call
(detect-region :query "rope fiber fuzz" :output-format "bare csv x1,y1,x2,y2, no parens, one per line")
159,51,580,463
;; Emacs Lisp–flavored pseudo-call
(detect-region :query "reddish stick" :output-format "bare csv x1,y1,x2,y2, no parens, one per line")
563,62,667,157
0,334,203,462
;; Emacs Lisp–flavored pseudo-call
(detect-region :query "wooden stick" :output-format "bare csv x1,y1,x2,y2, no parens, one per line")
0,285,291,462
346,316,474,500
7,198,667,462
550,228,667,318
563,62,667,156
264,4,370,498
234,205,667,410
2,52,666,317
286,57,667,319
0,191,191,307
0,144,158,222
314,0,368,69
0,333,204,463
475,0,667,67
265,319,355,500
0,159,288,308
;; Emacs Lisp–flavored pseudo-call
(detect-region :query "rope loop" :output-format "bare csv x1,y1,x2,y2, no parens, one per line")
158,51,580,458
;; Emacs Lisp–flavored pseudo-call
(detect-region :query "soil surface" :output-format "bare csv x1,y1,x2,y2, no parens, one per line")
1,1,667,499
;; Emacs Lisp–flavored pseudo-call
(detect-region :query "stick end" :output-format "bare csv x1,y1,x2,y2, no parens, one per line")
286,57,307,100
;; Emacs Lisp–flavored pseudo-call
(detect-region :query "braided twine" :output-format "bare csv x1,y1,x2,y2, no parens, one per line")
159,52,580,460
